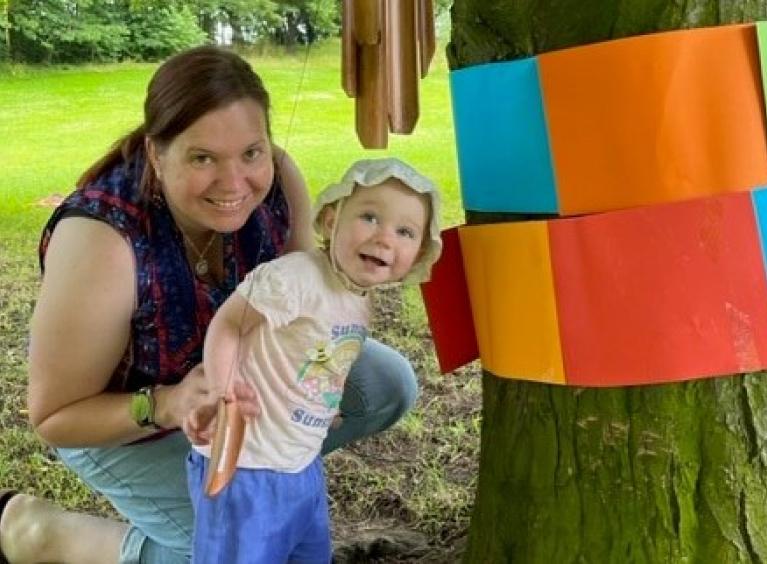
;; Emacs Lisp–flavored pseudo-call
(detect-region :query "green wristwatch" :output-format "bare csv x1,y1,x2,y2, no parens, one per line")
130,386,158,428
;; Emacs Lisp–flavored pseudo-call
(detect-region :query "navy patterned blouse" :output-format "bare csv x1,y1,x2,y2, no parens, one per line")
39,152,290,394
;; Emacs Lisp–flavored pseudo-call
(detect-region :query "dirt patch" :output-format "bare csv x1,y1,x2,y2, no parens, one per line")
324,287,481,562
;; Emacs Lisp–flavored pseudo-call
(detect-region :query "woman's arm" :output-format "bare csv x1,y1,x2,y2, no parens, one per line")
27,218,209,447
28,217,145,446
273,146,314,253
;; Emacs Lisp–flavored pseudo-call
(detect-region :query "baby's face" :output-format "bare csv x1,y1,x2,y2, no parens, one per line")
323,179,429,287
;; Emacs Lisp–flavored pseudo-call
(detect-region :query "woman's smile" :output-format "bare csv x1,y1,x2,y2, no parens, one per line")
205,195,249,210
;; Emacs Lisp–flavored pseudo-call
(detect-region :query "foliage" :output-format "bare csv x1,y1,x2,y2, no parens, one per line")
3,1,453,63
0,0,9,59
128,4,207,60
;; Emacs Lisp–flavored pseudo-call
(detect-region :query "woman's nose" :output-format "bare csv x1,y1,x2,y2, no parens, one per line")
218,160,246,191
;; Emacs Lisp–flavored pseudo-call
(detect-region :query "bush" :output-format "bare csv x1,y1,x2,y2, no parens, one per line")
128,5,208,61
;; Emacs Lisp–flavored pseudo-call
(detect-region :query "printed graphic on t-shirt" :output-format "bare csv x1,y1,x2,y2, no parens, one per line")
297,327,366,409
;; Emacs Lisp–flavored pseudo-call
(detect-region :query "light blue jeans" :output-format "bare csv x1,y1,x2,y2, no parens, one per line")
56,339,418,564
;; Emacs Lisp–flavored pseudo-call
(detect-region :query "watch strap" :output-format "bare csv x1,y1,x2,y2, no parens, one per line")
130,386,157,428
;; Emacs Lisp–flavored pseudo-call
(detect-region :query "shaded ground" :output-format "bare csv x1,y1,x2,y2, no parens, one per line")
327,288,481,563
0,243,481,562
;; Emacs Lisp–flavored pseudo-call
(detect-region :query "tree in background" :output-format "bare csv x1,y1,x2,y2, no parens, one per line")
128,3,206,60
0,0,10,59
4,0,204,62
448,1,767,562
1,0,453,63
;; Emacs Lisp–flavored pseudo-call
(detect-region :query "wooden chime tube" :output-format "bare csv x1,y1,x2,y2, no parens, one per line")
353,0,381,44
341,0,357,97
355,0,388,148
386,0,419,134
417,0,436,78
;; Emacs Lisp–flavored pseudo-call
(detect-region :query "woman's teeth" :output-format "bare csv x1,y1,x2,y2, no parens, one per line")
208,197,245,209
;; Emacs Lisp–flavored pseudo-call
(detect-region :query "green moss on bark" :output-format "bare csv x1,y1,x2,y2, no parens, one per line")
447,0,767,70
466,375,767,562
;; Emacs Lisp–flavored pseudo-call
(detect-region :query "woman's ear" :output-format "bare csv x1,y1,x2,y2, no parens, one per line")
145,137,162,181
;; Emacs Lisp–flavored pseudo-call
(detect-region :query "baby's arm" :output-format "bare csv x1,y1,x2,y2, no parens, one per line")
183,292,264,445
204,292,263,396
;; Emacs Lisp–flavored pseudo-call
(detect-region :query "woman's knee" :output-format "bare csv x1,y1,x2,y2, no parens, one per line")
345,339,418,425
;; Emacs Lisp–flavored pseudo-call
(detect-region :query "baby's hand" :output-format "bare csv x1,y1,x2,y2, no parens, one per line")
182,378,260,446
225,378,261,421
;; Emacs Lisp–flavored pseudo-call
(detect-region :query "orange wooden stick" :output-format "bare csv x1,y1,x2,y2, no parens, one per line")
204,398,246,497
387,0,419,133
416,0,435,78
341,0,357,97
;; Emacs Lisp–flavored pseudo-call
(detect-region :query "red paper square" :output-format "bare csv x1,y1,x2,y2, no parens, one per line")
421,227,479,373
549,192,767,386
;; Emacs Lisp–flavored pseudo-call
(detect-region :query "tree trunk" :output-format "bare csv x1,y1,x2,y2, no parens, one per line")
449,2,767,562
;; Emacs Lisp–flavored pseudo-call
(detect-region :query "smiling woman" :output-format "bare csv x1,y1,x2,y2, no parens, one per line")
0,45,422,564
146,99,275,240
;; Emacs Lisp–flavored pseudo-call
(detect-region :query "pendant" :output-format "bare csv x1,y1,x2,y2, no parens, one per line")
195,259,209,276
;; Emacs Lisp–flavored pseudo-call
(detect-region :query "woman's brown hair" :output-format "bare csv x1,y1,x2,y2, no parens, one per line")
76,46,272,199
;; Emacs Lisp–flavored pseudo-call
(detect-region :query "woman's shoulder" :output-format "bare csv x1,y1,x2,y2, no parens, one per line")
40,215,135,277
44,156,148,239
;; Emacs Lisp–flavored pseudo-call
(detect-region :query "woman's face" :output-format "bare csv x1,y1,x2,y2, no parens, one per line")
148,98,274,236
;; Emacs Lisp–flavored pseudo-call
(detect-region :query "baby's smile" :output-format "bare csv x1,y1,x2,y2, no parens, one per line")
359,253,388,267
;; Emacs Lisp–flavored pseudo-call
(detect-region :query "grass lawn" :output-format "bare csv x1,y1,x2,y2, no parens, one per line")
0,40,464,245
0,40,479,561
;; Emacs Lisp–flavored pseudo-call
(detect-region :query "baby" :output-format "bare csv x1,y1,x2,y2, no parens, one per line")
184,157,442,563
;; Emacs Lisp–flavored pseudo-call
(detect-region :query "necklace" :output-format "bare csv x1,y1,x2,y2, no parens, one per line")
178,227,218,276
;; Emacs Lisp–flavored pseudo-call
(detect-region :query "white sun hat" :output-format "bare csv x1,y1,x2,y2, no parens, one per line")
312,157,443,286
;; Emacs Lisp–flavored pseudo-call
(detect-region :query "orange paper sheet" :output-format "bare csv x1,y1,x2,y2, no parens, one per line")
539,24,767,215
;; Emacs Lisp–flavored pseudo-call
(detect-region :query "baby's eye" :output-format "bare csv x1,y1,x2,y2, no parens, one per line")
397,226,417,239
360,212,378,224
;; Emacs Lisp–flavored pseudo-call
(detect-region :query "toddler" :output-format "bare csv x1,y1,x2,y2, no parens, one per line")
184,157,442,563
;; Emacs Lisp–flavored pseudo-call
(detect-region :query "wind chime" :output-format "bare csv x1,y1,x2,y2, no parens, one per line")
342,0,436,148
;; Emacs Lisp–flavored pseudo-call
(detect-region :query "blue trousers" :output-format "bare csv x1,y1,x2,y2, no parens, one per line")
187,452,331,564
56,338,417,564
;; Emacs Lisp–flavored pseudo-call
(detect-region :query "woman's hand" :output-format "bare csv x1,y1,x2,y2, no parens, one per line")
153,364,211,430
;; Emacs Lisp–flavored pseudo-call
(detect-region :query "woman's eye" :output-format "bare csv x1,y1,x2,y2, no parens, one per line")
191,154,212,166
244,148,261,161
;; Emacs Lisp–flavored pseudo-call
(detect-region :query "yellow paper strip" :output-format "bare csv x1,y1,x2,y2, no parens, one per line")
459,223,566,384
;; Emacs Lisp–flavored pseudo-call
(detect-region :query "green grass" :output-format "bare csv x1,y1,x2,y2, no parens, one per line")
0,40,479,560
0,40,464,246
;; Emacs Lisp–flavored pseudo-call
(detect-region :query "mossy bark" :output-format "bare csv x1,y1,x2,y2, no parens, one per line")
450,2,767,562
448,1,767,69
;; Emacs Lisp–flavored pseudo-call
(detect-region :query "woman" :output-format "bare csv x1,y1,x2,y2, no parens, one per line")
0,46,418,564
